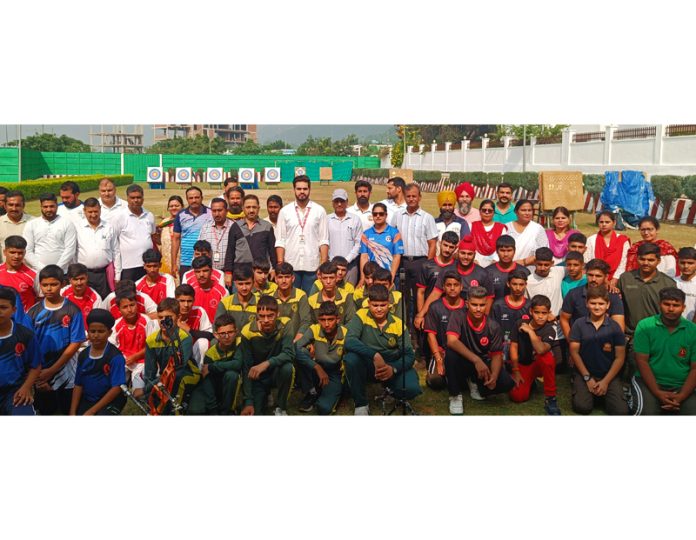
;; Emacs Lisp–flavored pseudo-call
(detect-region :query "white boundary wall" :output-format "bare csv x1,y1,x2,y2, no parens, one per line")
381,125,696,178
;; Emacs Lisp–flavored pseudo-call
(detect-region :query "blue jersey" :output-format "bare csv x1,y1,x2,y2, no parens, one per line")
75,343,126,403
173,206,212,266
12,293,32,329
0,322,41,388
359,225,404,271
27,299,85,390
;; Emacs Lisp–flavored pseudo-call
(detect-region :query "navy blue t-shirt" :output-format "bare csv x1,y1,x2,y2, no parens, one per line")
434,263,494,301
491,297,531,342
569,316,625,377
0,322,41,388
75,343,127,403
424,297,466,351
446,312,503,361
27,299,85,390
510,320,556,366
485,263,530,301
561,286,624,326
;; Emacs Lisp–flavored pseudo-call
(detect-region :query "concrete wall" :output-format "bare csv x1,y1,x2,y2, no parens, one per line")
383,125,696,178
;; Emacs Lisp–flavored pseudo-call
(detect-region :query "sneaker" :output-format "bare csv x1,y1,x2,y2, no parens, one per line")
298,391,318,413
274,407,288,416
449,394,464,415
354,405,369,416
544,397,562,416
467,379,485,401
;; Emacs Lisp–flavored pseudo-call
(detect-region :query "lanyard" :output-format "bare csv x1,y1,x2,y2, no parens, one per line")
294,203,311,235
210,222,228,251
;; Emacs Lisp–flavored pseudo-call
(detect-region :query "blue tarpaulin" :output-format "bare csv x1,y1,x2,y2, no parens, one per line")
600,170,654,225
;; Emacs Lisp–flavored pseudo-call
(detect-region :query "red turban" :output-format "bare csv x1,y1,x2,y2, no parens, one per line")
459,235,476,252
455,182,475,200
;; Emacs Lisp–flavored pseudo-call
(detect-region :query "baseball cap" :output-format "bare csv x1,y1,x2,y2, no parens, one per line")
332,188,349,201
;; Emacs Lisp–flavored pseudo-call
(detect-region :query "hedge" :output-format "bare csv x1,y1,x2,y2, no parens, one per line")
0,175,133,201
651,175,683,202
412,170,442,182
683,175,696,201
353,168,389,179
504,172,538,192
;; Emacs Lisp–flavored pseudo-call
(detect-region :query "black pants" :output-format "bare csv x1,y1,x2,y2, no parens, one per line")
34,388,73,415
87,268,110,299
444,349,515,397
121,267,146,283
399,257,426,331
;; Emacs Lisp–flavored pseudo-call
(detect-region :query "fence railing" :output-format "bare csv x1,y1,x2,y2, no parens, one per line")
535,135,562,145
666,124,696,137
613,126,656,140
573,131,605,143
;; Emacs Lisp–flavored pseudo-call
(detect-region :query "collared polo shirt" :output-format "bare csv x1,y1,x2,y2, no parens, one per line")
173,205,212,266
569,316,625,377
618,270,676,334
347,202,374,232
562,275,588,298
561,286,624,327
493,204,516,224
633,314,696,388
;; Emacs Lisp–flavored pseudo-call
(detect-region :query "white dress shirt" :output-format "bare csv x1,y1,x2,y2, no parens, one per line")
347,202,374,232
57,203,85,225
328,212,363,264
0,212,33,264
381,198,407,223
390,207,439,257
99,196,126,224
23,214,77,272
75,217,121,276
110,207,156,274
275,201,329,272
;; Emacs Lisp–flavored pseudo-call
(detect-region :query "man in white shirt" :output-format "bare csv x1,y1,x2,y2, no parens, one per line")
0,190,33,264
391,183,438,327
676,246,696,321
275,175,329,295
347,180,374,232
56,181,84,224
98,177,126,224
381,176,408,223
75,198,121,299
24,192,77,273
264,194,283,234
110,184,156,283
328,189,363,285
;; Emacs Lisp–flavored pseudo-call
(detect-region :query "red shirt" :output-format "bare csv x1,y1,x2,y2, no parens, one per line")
0,263,37,311
105,292,155,320
111,314,154,363
186,306,210,331
136,274,172,305
183,267,225,288
62,285,102,330
190,280,227,323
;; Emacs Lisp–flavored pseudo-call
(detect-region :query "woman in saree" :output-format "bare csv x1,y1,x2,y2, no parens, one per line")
506,199,549,267
546,206,580,264
156,195,184,275
625,216,677,277
585,210,631,288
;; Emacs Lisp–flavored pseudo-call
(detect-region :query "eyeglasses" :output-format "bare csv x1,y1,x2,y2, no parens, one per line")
480,208,494,214
372,212,386,216
215,331,235,337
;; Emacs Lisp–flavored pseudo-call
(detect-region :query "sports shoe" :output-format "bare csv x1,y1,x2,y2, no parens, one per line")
544,397,562,416
298,391,318,413
449,394,464,415
274,407,288,416
467,379,484,401
354,405,369,416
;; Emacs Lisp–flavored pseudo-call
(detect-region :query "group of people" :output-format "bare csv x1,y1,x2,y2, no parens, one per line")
0,175,694,416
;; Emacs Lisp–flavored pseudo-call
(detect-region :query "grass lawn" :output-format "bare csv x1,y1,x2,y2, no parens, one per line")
43,181,696,416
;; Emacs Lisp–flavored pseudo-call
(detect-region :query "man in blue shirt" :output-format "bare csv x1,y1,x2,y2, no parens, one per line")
172,186,211,279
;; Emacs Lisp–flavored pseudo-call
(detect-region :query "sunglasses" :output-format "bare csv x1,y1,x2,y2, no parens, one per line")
480,208,494,213
372,212,386,216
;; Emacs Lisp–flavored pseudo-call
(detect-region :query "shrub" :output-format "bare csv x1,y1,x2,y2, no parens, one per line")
582,174,605,195
448,172,467,184
487,172,503,187
0,174,133,201
467,171,488,187
682,175,696,201
352,168,389,179
413,170,442,182
504,172,538,192
651,175,683,202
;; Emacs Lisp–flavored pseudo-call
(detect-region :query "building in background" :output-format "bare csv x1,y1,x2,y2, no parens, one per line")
90,125,144,153
153,124,257,148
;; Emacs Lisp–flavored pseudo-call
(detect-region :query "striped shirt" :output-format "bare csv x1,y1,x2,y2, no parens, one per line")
328,212,363,263
390,207,439,257
197,218,233,271
173,206,212,267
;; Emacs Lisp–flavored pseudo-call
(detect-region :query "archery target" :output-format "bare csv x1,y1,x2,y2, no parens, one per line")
264,167,281,183
207,167,223,183
239,168,255,184
176,168,192,183
147,167,163,183
294,167,306,176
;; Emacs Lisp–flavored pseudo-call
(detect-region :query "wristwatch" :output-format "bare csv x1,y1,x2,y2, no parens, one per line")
582,374,592,382
392,366,398,375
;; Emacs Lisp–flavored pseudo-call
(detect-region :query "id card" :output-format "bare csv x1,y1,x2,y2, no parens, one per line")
213,251,221,262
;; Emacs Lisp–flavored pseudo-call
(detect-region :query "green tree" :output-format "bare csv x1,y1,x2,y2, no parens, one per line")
232,139,263,155
494,124,569,140
146,134,227,154
7,133,91,152
397,125,494,145
263,140,292,151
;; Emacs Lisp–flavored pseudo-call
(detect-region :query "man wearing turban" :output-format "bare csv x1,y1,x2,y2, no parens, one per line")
435,190,470,256
454,182,480,227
